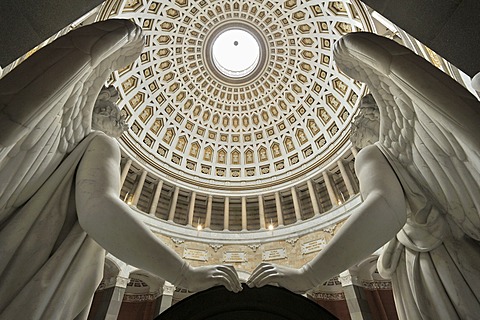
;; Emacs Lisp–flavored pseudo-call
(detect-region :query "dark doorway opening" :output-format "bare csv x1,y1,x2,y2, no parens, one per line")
156,284,337,320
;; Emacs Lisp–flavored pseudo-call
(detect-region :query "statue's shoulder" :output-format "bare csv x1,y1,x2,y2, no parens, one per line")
354,144,393,178
356,145,385,164
87,132,120,154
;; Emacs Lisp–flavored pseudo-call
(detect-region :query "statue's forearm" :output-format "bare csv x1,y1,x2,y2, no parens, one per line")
304,145,407,285
77,193,187,284
75,135,187,285
304,192,406,285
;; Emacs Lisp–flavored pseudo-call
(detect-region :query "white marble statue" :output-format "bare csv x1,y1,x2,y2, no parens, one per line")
0,20,241,320
248,32,480,319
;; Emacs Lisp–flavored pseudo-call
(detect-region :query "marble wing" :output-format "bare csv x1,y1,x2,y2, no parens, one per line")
334,32,480,240
0,19,143,221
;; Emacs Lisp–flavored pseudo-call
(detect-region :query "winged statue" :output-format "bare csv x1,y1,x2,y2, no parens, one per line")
0,20,241,320
248,32,480,319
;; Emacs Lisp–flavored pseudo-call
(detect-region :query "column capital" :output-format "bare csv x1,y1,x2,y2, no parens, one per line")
162,281,175,296
339,270,361,287
109,276,130,289
339,270,372,319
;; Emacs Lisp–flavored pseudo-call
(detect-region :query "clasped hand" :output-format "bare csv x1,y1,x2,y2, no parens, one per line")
246,263,316,293
177,263,316,294
177,264,243,293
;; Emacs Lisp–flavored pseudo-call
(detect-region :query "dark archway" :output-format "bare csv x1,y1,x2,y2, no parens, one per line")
156,285,337,320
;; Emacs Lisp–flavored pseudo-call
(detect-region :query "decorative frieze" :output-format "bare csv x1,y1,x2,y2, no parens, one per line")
362,280,392,290
309,291,346,301
123,293,159,302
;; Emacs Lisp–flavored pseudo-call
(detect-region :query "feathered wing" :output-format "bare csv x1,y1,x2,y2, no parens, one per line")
0,19,144,222
334,32,480,240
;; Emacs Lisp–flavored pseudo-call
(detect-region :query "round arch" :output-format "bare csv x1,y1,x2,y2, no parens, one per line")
156,285,337,320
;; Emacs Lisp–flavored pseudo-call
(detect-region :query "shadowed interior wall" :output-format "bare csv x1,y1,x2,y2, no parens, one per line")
118,300,157,320
0,0,103,67
364,289,398,320
361,0,480,76
311,298,351,320
88,288,115,320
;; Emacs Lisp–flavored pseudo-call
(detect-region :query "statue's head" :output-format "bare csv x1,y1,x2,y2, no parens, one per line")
92,86,128,138
350,94,380,148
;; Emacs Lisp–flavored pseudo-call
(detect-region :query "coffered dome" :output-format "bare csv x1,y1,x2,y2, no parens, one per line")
99,0,373,194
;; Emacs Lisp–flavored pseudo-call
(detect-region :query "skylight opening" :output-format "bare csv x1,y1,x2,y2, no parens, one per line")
212,29,260,78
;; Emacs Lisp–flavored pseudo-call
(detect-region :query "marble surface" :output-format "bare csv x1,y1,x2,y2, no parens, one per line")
0,20,240,320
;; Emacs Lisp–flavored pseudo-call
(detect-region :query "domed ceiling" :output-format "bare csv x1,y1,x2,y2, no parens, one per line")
99,0,372,194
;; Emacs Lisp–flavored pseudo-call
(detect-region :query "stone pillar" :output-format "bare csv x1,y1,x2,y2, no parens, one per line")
205,195,213,229
290,187,302,222
187,191,196,226
351,146,359,157
339,271,373,320
104,276,130,320
258,195,266,229
224,197,230,231
149,180,163,215
241,196,247,231
338,160,355,197
158,281,175,314
132,170,147,207
306,180,321,215
274,192,284,226
168,186,180,222
120,159,132,193
322,171,338,206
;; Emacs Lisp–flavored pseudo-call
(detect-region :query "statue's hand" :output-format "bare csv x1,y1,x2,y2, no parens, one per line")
176,264,243,293
247,263,316,293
